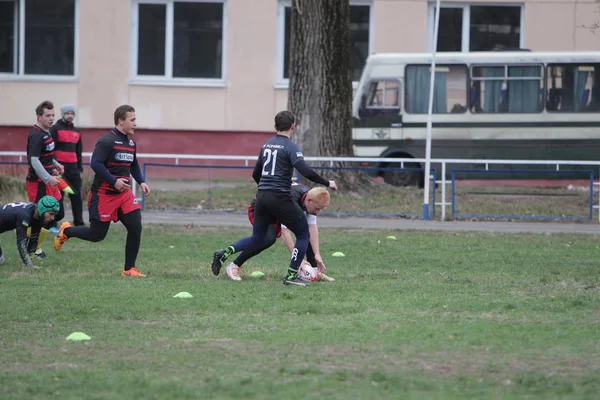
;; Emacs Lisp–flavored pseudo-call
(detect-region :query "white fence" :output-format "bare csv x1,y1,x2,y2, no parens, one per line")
2,151,600,222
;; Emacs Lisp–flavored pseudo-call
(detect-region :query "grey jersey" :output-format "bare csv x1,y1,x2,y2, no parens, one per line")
256,134,304,192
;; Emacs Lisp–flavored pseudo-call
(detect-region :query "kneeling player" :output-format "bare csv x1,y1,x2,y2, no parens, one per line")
0,196,60,269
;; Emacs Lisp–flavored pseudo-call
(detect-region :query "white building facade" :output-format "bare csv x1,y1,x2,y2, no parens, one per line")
1,0,599,133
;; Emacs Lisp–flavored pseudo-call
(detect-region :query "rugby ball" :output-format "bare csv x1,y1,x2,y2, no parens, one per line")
297,262,318,282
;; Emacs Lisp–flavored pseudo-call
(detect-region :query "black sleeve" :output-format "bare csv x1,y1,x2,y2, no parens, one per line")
28,132,44,158
76,132,83,172
14,215,34,267
252,156,262,185
131,158,145,184
294,159,329,187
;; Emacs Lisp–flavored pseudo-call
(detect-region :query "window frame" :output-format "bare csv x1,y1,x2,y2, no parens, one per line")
0,0,79,82
275,0,373,89
363,78,402,111
129,0,227,87
426,3,525,53
546,63,600,114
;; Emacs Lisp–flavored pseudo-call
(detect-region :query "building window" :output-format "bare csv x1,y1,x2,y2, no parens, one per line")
0,0,76,77
133,0,225,82
428,4,522,52
278,1,372,84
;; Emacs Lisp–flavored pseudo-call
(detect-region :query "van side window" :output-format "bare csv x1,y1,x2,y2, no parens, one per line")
547,64,600,112
405,64,467,114
470,64,543,113
358,80,401,119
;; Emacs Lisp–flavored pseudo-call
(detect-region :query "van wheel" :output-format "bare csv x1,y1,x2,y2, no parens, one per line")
382,162,420,187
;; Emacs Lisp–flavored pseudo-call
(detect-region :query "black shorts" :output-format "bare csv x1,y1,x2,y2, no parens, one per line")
254,190,306,229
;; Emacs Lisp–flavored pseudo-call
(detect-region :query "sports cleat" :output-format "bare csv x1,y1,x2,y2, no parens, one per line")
283,275,310,286
225,263,242,281
121,267,146,277
317,272,336,282
30,253,46,263
34,249,47,259
53,222,72,251
212,249,225,276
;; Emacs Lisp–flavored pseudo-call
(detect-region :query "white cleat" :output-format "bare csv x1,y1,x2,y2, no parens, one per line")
225,263,242,281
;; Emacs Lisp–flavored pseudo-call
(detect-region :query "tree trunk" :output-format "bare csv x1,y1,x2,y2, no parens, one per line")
288,0,373,193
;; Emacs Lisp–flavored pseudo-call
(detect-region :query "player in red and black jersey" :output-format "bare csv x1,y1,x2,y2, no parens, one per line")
54,105,151,277
50,104,84,226
26,100,65,258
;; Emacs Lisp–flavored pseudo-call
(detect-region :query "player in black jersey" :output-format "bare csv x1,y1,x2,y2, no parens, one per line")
212,110,337,286
0,196,60,269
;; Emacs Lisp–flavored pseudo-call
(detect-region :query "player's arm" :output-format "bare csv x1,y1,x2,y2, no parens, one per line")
15,219,36,268
131,156,151,196
307,217,326,272
30,157,55,184
76,133,83,172
280,226,295,254
90,139,117,187
251,153,263,184
293,159,331,186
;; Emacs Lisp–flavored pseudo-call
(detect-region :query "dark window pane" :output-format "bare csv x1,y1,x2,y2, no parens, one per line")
283,5,370,81
547,64,600,113
24,0,75,75
350,5,369,81
173,1,223,79
437,8,462,52
470,6,520,51
138,4,166,76
0,0,16,73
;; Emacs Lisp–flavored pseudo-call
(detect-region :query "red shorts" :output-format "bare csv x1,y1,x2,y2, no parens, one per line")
89,190,140,222
26,180,62,202
247,203,281,238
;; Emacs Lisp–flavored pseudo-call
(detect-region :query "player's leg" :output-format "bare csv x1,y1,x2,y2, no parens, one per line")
211,192,274,276
277,199,310,286
67,170,84,226
118,208,145,277
32,181,50,258
224,224,278,281
54,191,110,250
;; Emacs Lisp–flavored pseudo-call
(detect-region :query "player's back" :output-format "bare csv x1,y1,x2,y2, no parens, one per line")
257,135,302,192
0,203,35,231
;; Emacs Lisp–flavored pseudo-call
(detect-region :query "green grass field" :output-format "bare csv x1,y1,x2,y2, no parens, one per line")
1,224,599,399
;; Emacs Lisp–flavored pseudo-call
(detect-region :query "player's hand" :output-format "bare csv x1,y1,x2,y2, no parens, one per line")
47,176,59,187
54,162,64,174
314,254,326,273
114,178,131,192
328,180,337,191
140,182,151,196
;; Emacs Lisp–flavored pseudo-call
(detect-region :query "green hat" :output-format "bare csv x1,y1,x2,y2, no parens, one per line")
37,196,60,216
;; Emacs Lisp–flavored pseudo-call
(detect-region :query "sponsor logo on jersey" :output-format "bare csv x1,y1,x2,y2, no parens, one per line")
115,153,134,162
129,140,135,147
115,141,123,144
46,142,55,151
